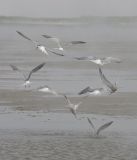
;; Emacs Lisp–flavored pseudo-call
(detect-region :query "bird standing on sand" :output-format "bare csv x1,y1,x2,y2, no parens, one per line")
16,31,64,56
10,62,46,87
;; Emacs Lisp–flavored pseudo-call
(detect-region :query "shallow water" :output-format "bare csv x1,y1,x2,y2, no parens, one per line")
0,18,137,94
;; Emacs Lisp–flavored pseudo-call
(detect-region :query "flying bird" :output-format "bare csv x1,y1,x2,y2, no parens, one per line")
10,62,46,87
99,67,117,94
42,34,64,51
87,117,113,136
75,56,121,66
63,94,88,118
37,85,58,95
78,86,104,96
16,31,64,56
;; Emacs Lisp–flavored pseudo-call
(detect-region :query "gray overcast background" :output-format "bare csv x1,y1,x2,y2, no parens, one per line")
0,0,137,17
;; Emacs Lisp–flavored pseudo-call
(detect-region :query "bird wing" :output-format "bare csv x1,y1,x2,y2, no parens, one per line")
46,47,64,56
42,34,53,39
96,121,113,136
16,31,38,46
42,35,63,49
105,57,122,64
78,86,92,95
37,85,50,90
87,117,96,131
70,41,86,44
16,31,33,41
63,95,72,105
37,85,58,95
10,64,26,80
26,62,46,81
74,56,95,61
99,67,117,92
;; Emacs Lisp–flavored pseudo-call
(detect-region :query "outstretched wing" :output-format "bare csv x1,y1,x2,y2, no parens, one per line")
63,94,72,105
70,41,86,44
26,62,46,81
74,56,95,61
46,47,64,56
105,57,122,64
96,121,113,136
10,64,26,80
99,67,117,93
78,86,92,95
42,34,53,39
16,31,38,46
37,85,58,95
10,64,20,72
87,117,96,131
42,34,63,50
16,31,32,41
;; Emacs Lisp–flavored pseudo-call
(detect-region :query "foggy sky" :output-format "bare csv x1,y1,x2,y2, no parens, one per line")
0,0,137,17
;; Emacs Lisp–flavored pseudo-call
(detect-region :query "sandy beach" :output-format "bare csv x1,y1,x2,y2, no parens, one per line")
0,90,137,159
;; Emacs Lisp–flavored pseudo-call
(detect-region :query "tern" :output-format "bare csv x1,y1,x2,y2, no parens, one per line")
78,86,105,96
87,117,113,136
63,95,88,118
75,56,121,66
16,31,64,56
99,67,117,94
42,34,64,51
10,62,46,87
37,85,58,95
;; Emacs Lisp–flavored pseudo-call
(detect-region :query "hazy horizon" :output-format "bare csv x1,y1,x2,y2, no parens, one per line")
0,0,137,18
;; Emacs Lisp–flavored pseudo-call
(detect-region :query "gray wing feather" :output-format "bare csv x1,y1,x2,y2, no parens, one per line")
96,121,113,136
74,56,95,61
70,41,86,44
10,64,20,72
10,64,26,80
16,31,32,41
26,62,46,81
63,95,72,105
78,86,92,95
42,35,63,49
99,67,117,92
46,48,64,56
87,117,96,131
42,34,53,39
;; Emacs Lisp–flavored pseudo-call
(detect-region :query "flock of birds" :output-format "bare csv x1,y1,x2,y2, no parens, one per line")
9,31,122,136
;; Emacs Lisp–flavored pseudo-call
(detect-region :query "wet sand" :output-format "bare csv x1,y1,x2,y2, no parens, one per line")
0,90,137,159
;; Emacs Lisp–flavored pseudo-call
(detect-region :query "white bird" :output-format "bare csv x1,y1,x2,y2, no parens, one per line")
87,117,113,136
75,56,121,66
63,95,88,118
10,62,46,87
37,85,58,95
16,31,64,56
99,67,117,94
42,34,64,51
78,86,105,96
